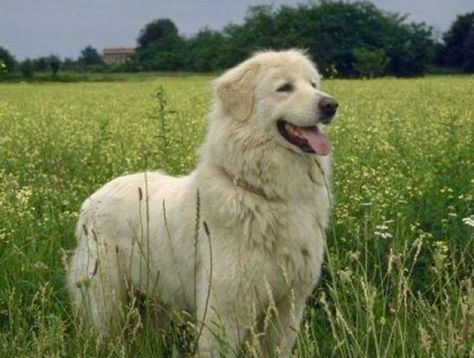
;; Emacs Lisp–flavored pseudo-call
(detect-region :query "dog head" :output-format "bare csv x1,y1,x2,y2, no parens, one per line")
214,49,337,157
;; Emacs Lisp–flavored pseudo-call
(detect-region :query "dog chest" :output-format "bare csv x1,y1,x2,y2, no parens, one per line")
271,218,325,291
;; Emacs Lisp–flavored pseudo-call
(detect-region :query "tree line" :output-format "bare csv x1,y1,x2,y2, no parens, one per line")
1,1,473,79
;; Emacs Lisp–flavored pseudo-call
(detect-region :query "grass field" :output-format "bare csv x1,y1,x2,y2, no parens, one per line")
0,75,473,357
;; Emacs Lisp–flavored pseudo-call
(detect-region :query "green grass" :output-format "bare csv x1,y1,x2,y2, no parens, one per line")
0,75,473,357
1,70,216,83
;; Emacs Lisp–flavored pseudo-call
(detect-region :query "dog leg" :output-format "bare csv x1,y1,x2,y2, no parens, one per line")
194,288,258,358
260,294,306,358
67,234,126,332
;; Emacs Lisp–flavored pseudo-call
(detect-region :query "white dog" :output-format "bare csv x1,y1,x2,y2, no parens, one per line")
67,49,338,357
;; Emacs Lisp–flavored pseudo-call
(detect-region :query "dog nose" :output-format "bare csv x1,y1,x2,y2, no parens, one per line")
318,97,338,123
319,97,338,114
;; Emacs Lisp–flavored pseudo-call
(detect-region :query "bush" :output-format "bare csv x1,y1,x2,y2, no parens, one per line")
438,11,474,72
353,47,388,77
20,59,35,79
0,47,16,74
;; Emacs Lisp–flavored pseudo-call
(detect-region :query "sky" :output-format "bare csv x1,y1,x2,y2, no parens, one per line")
1,0,473,60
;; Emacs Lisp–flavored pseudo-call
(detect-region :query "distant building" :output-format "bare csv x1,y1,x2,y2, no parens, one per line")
102,47,135,65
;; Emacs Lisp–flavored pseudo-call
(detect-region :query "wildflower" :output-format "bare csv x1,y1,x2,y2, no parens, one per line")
462,215,474,227
34,261,48,270
374,224,393,239
374,231,393,239
338,268,353,283
349,250,361,261
433,241,449,273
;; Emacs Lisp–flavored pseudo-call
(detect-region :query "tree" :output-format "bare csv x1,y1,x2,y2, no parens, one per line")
386,22,436,76
353,47,388,77
20,59,35,79
137,19,179,49
136,18,184,71
47,55,61,77
211,1,435,76
32,57,49,71
296,1,434,76
0,47,16,73
78,46,104,66
439,11,474,71
463,27,474,72
130,2,436,76
62,58,78,71
184,28,228,71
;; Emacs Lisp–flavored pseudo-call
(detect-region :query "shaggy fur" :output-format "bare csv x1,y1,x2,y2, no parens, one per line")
67,49,336,357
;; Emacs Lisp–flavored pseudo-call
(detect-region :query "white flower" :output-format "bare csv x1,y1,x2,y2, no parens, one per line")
462,215,474,227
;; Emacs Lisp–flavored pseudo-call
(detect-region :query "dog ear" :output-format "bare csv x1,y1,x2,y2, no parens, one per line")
214,63,260,121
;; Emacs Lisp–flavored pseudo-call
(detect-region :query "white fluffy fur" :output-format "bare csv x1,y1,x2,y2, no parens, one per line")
67,49,334,357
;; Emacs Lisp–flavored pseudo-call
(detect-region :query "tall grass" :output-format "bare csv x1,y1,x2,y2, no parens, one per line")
0,75,472,357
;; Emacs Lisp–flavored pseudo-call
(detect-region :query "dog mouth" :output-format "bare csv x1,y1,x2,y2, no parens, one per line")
277,120,330,156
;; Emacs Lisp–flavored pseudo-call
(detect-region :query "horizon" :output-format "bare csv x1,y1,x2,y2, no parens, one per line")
1,0,473,60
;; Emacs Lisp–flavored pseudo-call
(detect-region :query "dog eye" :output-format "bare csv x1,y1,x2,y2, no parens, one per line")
276,83,294,93
311,82,317,89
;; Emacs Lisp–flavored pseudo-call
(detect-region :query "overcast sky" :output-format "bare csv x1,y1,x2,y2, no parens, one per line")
1,0,473,60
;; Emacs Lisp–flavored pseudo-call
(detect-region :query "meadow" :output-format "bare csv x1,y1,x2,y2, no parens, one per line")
0,74,473,357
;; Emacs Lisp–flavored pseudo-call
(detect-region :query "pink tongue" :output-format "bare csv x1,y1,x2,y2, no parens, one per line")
299,127,331,156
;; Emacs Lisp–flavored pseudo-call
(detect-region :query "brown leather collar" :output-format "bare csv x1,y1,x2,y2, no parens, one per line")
220,167,266,198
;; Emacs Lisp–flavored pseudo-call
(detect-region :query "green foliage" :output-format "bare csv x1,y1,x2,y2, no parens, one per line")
439,11,474,72
47,55,61,77
137,19,179,49
136,41,185,71
62,57,79,71
0,75,473,356
0,47,16,73
3,2,470,78
294,1,396,76
78,46,104,67
125,2,435,76
135,19,185,71
19,59,35,79
32,57,50,71
184,28,228,71
386,22,436,76
299,2,435,76
0,2,453,78
352,47,388,77
463,27,474,72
